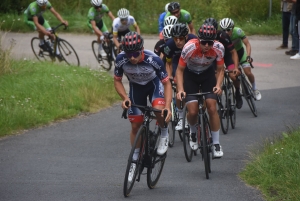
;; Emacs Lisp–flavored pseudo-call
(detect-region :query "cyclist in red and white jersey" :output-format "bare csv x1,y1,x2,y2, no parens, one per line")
176,23,224,158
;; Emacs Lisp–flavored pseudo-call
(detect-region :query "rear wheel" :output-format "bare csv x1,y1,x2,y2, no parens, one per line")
31,37,53,62
123,126,146,197
241,76,257,117
182,105,193,162
58,39,80,66
229,83,236,129
200,114,211,179
168,102,178,147
92,40,112,71
218,83,229,134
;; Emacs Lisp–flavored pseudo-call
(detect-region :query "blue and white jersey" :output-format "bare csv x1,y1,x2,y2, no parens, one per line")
114,49,169,85
112,15,136,34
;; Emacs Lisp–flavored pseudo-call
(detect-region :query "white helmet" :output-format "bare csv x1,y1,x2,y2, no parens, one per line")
90,0,102,7
36,0,48,6
117,8,130,19
165,3,170,13
219,18,234,30
164,16,178,27
162,25,173,39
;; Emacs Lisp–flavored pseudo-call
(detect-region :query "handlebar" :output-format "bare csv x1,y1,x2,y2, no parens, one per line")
51,23,68,34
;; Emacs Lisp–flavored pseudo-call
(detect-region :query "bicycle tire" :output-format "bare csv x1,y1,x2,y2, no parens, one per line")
147,128,166,189
218,81,229,134
91,40,112,71
123,126,146,197
203,113,212,174
31,37,53,62
168,102,177,147
200,113,210,179
182,105,193,162
102,41,114,68
58,39,80,66
241,76,257,117
228,83,236,129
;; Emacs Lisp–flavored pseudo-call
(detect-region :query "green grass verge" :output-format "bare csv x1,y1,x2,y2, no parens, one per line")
0,60,120,137
239,128,300,201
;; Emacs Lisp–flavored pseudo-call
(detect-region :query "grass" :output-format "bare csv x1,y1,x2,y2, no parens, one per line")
239,128,300,201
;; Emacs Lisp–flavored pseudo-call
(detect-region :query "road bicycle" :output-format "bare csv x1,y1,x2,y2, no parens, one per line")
92,32,117,71
31,23,80,66
217,69,236,134
238,61,257,117
122,102,168,197
168,78,182,147
181,92,213,179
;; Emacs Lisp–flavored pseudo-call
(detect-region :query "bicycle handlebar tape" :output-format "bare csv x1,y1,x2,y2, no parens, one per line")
180,93,184,109
121,101,130,119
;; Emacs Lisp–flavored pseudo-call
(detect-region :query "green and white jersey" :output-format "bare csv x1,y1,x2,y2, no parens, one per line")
164,9,192,24
230,27,247,51
87,4,110,23
24,1,52,20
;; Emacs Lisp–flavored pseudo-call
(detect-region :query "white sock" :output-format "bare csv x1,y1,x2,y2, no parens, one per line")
98,43,103,52
56,44,60,55
132,148,140,160
40,39,44,45
178,109,183,119
251,82,256,90
189,124,197,133
211,130,220,145
160,127,168,138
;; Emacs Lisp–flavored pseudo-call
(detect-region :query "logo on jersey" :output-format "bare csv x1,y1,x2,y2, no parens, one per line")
184,14,190,20
237,28,242,36
164,46,171,55
147,56,161,70
181,43,195,59
128,108,133,114
116,56,127,67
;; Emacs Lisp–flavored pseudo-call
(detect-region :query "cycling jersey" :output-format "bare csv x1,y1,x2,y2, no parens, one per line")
158,12,167,33
154,39,167,63
112,16,137,35
114,50,169,85
87,4,110,23
164,9,192,24
179,39,225,74
216,30,235,69
230,27,247,51
24,1,52,30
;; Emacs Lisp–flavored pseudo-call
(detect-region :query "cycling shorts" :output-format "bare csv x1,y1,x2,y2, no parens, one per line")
183,66,217,103
116,29,130,42
88,20,109,33
128,76,165,123
237,48,250,68
224,51,235,70
24,15,51,30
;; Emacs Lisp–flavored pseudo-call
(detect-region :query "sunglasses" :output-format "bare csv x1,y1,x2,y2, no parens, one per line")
173,36,185,41
222,28,232,32
94,5,102,9
126,51,141,58
171,10,180,15
200,40,214,46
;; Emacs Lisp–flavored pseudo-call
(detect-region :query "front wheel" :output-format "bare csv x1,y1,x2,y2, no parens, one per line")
228,83,236,129
58,39,80,66
218,85,229,134
123,126,146,197
91,40,112,71
241,76,257,117
182,105,193,162
200,113,211,179
31,37,53,62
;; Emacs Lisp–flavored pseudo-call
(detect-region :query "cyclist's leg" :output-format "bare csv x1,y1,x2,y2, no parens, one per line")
239,48,255,88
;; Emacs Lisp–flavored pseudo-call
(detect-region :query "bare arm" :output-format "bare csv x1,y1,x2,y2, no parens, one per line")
175,63,185,100
133,23,141,34
230,49,240,75
107,11,115,21
165,60,173,79
214,64,224,95
162,79,172,121
113,34,120,48
188,22,196,35
33,16,49,35
114,78,130,108
49,7,68,26
242,37,251,58
90,20,103,37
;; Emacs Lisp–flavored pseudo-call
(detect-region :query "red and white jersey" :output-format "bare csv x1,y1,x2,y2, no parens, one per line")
179,39,225,74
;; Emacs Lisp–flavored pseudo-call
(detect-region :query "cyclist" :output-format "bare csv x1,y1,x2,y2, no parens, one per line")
163,23,197,131
114,32,172,181
154,25,173,61
204,18,243,109
24,0,68,60
112,8,140,53
87,0,115,57
158,3,170,33
219,18,262,101
165,2,196,35
158,15,178,40
176,23,224,158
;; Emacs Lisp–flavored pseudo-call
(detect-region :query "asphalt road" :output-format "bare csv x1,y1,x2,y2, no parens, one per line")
0,32,300,201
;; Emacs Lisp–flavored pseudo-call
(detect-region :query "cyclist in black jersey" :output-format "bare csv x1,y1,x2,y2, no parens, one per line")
154,25,173,63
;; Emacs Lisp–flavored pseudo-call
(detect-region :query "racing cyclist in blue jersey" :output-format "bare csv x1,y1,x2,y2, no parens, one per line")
114,32,172,182
163,23,197,131
158,3,170,33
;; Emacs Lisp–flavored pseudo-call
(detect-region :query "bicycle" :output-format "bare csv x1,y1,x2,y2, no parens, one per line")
92,32,117,71
217,69,236,134
122,101,168,197
181,92,213,179
31,23,80,66
168,78,182,147
238,61,257,117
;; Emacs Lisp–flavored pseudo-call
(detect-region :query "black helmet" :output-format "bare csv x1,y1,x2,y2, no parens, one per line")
168,2,180,12
197,23,217,40
204,18,218,31
171,23,189,37
122,32,144,52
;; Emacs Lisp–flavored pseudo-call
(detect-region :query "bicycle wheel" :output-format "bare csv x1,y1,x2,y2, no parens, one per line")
218,82,229,134
200,113,210,179
91,40,112,71
147,128,166,189
203,113,212,174
168,102,176,147
228,83,236,129
241,76,257,117
57,38,80,66
182,105,193,162
123,126,146,197
31,37,53,62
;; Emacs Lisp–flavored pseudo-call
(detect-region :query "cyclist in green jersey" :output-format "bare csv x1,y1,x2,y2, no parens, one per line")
219,18,262,101
164,2,196,35
88,0,115,57
24,0,68,57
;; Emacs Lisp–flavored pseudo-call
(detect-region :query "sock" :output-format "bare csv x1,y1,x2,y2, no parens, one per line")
40,39,44,45
160,127,168,138
56,44,60,55
132,148,140,160
98,43,103,52
251,82,256,90
178,109,183,119
211,130,220,145
189,124,197,133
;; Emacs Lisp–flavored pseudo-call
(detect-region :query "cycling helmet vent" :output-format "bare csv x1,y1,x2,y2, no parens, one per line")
122,32,144,52
117,8,130,19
